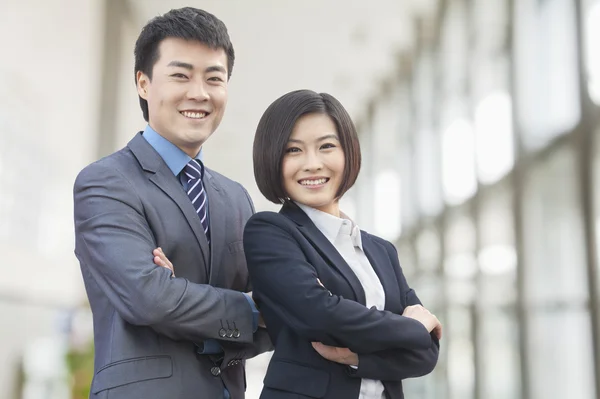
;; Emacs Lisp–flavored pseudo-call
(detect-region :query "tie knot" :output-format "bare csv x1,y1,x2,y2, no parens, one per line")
184,159,203,181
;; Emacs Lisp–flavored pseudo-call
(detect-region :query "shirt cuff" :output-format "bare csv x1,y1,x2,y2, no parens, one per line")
196,339,223,355
244,293,259,333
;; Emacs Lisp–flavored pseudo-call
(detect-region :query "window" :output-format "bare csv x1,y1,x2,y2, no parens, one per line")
414,50,444,216
514,0,580,149
475,91,514,185
478,183,521,399
445,207,476,399
441,115,477,205
522,146,595,399
584,0,600,104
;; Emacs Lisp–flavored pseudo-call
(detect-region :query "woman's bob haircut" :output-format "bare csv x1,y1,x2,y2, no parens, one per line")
253,89,361,204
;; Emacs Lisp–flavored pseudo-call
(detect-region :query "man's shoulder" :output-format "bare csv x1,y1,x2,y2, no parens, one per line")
75,146,135,186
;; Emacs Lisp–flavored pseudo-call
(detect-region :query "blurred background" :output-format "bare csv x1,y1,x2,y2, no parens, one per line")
2,0,600,398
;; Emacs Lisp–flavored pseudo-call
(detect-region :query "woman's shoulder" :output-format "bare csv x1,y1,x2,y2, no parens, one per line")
246,210,296,230
362,231,398,254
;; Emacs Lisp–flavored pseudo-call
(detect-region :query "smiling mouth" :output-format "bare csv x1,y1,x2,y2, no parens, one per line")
180,111,209,120
298,178,329,186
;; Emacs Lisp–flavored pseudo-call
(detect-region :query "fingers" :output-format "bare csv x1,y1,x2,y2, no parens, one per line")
312,342,358,366
403,305,442,335
434,323,443,340
153,247,174,277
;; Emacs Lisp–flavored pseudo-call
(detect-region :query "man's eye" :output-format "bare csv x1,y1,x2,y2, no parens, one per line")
208,76,224,82
171,73,188,79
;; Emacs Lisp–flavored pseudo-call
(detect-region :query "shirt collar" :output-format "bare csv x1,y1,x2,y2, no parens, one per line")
142,124,204,176
295,202,363,249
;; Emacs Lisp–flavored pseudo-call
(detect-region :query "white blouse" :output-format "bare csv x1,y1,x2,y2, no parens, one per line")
296,203,386,399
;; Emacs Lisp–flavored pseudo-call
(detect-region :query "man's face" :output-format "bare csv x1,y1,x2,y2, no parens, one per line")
137,37,229,157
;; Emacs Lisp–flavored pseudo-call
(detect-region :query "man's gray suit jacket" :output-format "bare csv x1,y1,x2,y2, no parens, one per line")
73,133,271,399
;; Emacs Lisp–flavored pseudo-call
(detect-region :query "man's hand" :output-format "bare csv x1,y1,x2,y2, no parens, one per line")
153,247,174,277
402,305,442,340
311,342,359,366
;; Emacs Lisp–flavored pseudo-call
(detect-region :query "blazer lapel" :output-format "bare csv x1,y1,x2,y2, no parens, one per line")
128,133,211,276
204,169,224,285
281,203,366,305
361,233,402,313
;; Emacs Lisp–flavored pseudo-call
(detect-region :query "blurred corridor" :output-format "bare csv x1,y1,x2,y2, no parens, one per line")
1,0,600,398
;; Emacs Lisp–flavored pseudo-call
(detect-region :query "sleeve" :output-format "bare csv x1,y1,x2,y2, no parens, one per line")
243,213,432,354
346,240,439,381
244,293,260,332
73,163,254,344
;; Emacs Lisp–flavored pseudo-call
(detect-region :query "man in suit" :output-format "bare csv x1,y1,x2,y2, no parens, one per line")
73,7,271,398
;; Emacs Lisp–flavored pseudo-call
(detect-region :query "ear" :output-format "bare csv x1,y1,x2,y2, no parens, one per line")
136,70,150,99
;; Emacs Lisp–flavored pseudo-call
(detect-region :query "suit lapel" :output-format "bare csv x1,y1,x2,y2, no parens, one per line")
281,203,366,305
128,133,211,277
204,169,224,285
361,233,402,313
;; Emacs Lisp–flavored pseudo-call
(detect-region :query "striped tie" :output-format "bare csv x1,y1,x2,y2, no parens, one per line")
183,159,210,244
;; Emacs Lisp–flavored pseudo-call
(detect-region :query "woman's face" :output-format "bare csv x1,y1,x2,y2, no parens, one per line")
282,113,346,217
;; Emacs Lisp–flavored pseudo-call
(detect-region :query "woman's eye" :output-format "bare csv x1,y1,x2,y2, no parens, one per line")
321,143,336,149
285,147,301,153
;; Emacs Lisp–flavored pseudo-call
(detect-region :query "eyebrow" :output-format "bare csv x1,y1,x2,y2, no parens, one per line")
288,134,340,144
167,61,227,74
167,61,194,70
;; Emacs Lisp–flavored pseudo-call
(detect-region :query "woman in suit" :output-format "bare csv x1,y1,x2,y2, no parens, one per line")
244,89,441,399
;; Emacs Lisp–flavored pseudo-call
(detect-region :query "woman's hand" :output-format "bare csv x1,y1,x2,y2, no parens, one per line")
311,342,359,366
403,305,442,340
153,247,174,277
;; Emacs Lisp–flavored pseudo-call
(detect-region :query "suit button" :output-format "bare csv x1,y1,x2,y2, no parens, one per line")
211,366,221,376
233,329,240,338
226,329,233,338
219,328,227,338
227,360,236,367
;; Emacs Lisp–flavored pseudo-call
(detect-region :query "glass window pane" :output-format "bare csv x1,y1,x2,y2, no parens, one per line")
475,91,514,185
398,241,418,277
592,124,600,318
584,0,600,104
416,226,441,272
416,128,444,214
445,208,477,305
414,51,444,217
523,146,595,398
479,309,521,399
529,311,596,399
447,307,475,399
514,0,580,149
374,169,402,241
473,0,508,52
523,146,588,305
479,183,517,306
442,117,477,205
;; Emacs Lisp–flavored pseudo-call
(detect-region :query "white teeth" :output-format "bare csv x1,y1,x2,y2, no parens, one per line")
300,178,327,186
181,111,207,119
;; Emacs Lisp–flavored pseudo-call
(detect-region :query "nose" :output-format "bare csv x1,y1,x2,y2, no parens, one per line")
303,150,323,172
187,80,209,101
